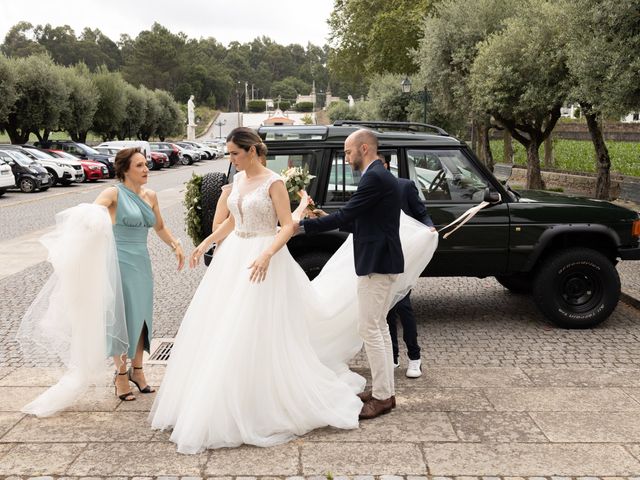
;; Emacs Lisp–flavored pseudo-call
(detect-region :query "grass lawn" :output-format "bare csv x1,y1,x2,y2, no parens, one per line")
489,139,640,177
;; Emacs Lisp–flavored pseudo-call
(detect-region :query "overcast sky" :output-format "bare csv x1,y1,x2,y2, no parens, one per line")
0,0,335,47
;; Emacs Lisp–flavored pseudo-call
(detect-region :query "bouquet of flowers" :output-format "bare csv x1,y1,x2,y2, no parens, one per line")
281,166,316,210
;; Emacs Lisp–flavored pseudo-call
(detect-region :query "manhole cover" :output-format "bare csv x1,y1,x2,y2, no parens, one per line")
147,339,174,364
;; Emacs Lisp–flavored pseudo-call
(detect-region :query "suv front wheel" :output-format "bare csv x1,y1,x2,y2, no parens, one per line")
532,247,620,329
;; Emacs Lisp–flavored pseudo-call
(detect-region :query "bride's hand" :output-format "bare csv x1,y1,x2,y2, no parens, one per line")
248,251,272,283
189,242,207,269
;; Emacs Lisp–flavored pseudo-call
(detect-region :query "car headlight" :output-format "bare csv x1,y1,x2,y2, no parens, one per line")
89,165,100,170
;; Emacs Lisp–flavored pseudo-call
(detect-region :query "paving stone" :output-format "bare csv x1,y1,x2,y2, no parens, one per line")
421,368,533,388
67,442,206,476
449,412,547,443
307,412,456,442
523,370,640,387
0,387,47,411
0,368,13,381
0,368,72,387
205,443,299,476
394,387,494,412
2,412,154,442
0,443,85,476
380,476,404,480
531,412,640,442
483,387,640,411
0,413,23,439
115,390,157,412
302,442,426,475
423,443,640,476
407,476,430,480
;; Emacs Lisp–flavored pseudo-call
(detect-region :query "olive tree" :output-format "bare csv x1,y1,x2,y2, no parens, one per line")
3,54,68,143
59,64,99,143
154,89,183,141
469,0,570,189
0,55,16,126
119,83,147,140
91,66,127,141
137,86,161,140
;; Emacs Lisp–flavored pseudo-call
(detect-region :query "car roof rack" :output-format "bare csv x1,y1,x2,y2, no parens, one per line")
332,120,449,136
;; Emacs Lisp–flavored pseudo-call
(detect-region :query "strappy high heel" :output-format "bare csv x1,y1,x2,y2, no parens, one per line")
128,366,156,394
114,370,136,401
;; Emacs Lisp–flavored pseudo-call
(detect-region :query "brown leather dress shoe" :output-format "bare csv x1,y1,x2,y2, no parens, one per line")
359,397,394,420
357,391,396,408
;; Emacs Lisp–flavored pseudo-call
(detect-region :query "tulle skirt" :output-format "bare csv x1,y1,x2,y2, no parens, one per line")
149,213,438,453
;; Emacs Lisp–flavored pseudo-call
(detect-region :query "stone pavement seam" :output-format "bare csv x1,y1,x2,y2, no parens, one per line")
419,442,430,476
523,412,552,443
297,445,303,477
65,442,91,477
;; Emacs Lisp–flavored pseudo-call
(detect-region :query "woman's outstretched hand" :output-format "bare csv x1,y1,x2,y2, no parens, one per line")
189,242,207,269
175,245,185,271
248,251,272,283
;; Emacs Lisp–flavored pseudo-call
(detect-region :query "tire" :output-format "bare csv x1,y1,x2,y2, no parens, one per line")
200,171,228,267
181,155,192,166
0,189,5,197
295,251,333,280
19,178,36,193
495,273,533,294
60,179,72,186
46,169,58,186
532,247,620,328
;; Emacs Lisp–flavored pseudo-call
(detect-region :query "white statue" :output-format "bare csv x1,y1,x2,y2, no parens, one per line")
187,95,196,126
348,95,355,109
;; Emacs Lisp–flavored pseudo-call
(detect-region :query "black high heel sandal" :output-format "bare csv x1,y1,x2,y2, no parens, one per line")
114,371,136,401
128,366,156,394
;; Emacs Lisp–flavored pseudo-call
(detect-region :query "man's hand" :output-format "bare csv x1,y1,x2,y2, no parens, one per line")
309,208,328,217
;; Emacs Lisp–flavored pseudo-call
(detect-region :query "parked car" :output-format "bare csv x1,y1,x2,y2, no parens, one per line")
0,157,16,196
0,144,75,186
36,140,115,178
171,143,201,165
21,144,84,184
47,150,107,182
199,121,640,329
150,142,182,166
180,140,215,159
0,148,50,193
150,150,170,169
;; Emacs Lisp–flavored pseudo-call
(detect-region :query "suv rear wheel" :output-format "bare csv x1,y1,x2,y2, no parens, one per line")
532,248,620,328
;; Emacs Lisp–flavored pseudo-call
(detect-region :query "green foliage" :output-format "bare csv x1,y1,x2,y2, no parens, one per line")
0,22,46,58
183,173,204,246
327,101,361,123
301,113,314,125
154,89,183,141
59,64,99,142
92,67,127,140
248,100,267,112
119,83,147,140
490,139,640,177
279,100,291,111
293,101,314,112
0,55,16,124
137,85,161,141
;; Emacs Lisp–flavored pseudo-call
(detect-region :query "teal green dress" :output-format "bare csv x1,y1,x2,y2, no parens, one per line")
110,184,156,359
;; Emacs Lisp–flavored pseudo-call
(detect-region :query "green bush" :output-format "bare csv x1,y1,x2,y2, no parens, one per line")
327,101,361,123
183,173,203,246
279,100,291,111
248,100,266,112
293,101,314,112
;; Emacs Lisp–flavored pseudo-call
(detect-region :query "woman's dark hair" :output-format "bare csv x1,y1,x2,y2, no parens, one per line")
226,127,268,157
114,147,143,181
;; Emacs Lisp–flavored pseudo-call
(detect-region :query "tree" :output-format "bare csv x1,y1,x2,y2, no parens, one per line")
327,100,361,123
137,86,161,140
414,0,520,163
563,0,640,199
328,0,431,85
34,24,80,66
1,22,46,58
59,64,99,143
271,77,310,101
154,89,182,141
2,55,68,143
119,83,147,140
0,55,16,125
469,0,570,189
92,66,127,140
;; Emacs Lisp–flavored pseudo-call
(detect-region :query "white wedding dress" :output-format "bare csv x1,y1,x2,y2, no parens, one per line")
149,171,438,453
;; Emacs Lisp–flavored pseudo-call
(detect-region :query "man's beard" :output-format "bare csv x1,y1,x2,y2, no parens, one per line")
350,151,364,171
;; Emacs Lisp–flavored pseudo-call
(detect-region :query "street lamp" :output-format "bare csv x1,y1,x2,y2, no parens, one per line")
400,77,429,124
214,119,226,138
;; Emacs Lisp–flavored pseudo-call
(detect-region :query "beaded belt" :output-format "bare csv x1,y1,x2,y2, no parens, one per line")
235,229,277,239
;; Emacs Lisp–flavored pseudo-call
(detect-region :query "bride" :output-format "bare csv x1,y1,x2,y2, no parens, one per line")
149,127,438,453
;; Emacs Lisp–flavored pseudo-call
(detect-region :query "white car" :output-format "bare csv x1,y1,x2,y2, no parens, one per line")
0,158,16,196
21,146,84,185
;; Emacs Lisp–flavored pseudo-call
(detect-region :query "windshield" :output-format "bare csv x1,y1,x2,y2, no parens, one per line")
76,143,100,155
2,150,36,166
24,148,53,160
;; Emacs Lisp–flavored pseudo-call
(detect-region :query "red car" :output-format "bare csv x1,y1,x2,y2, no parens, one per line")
150,150,170,170
47,150,107,182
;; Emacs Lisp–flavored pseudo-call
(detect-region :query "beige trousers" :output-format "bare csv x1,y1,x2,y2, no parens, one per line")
357,273,397,400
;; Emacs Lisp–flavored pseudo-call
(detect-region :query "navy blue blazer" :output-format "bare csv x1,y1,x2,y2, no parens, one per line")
398,178,434,228
301,159,404,276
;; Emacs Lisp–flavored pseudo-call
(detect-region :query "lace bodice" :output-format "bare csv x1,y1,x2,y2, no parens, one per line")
227,171,283,235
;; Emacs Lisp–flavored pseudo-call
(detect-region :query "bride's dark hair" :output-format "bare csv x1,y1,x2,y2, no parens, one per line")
226,127,268,157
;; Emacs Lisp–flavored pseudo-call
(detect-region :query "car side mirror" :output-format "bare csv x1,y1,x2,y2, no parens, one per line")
493,163,513,185
484,187,502,203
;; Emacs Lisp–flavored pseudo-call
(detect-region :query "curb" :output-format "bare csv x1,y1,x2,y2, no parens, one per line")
621,290,640,310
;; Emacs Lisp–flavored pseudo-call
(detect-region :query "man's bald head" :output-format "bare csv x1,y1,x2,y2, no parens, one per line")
344,129,379,171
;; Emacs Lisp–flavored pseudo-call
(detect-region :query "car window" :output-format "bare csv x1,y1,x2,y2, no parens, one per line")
264,152,319,194
326,151,361,203
406,149,489,202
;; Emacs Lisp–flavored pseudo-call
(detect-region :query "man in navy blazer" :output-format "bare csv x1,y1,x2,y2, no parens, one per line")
383,158,435,379
295,129,403,419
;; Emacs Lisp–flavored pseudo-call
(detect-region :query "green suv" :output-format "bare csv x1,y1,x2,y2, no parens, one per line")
200,121,640,329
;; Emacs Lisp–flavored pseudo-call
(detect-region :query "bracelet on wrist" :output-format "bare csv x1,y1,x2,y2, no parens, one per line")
170,238,182,251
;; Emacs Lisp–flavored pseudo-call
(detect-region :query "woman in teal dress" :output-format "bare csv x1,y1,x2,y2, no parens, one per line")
95,148,185,401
